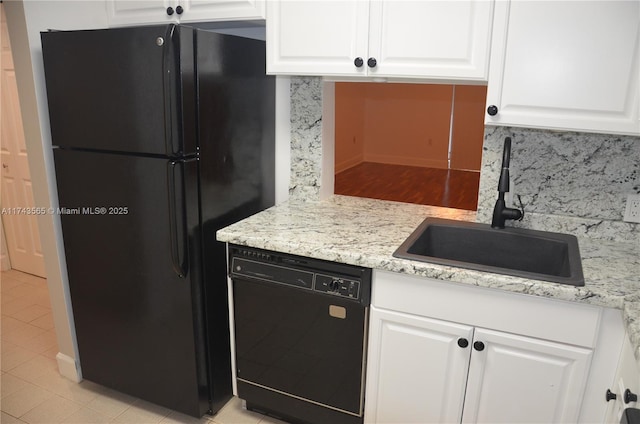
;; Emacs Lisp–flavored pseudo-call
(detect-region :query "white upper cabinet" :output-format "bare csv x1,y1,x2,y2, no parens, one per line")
107,0,175,26
179,0,264,23
106,0,265,27
266,1,369,76
367,1,493,80
485,0,640,136
266,0,494,81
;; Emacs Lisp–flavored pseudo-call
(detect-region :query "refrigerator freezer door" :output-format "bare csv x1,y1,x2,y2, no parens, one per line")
42,25,196,156
53,149,209,416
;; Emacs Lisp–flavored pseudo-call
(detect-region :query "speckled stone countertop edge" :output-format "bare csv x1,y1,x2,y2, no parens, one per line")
217,195,640,361
221,230,631,310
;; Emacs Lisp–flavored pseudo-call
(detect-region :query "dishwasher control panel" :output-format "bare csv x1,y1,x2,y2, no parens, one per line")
315,274,361,299
229,245,371,304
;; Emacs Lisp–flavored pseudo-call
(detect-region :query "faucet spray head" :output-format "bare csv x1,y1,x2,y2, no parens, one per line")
497,137,512,194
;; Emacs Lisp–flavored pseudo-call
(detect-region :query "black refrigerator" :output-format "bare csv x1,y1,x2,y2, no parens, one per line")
41,24,275,417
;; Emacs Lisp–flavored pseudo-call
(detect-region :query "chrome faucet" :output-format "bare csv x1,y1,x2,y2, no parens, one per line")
491,137,524,229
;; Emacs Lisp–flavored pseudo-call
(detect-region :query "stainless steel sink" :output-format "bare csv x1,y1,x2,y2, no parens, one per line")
393,218,584,286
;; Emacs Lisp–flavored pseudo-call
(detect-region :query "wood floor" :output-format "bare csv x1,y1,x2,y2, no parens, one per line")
335,162,481,211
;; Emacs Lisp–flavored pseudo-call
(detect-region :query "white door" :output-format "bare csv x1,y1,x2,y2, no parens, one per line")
462,328,593,424
365,306,473,424
0,5,46,277
266,0,369,76
368,0,494,80
485,0,640,135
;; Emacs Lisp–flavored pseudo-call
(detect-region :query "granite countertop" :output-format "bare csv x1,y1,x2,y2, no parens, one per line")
217,195,640,358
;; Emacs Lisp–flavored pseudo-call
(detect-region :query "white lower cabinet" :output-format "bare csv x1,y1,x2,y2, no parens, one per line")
366,306,592,424
365,307,473,423
365,270,608,424
604,335,640,423
462,328,592,423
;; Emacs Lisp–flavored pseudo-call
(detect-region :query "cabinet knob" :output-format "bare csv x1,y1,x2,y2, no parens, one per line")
625,389,638,404
473,341,485,351
606,389,617,402
176,5,183,14
487,105,499,116
166,6,174,15
354,57,364,68
367,57,377,68
457,338,469,348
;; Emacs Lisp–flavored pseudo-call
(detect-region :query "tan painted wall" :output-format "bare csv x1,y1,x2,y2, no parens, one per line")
451,85,487,171
334,83,366,173
335,82,486,172
362,83,453,169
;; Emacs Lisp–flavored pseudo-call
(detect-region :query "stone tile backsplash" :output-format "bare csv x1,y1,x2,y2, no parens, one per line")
477,126,640,242
289,77,324,201
288,78,639,242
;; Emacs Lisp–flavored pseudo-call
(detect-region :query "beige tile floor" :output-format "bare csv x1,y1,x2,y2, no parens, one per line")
1,270,285,424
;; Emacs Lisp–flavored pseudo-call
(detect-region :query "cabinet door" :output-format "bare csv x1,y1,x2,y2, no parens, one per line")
485,0,640,135
364,306,473,424
179,0,264,23
462,328,593,424
266,0,369,76
106,0,177,26
368,0,494,80
604,335,640,424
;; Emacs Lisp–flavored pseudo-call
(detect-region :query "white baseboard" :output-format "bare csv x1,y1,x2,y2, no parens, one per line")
56,352,82,382
335,155,363,174
364,154,447,169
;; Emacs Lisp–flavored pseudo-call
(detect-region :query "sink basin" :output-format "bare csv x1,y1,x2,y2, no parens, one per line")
393,218,584,286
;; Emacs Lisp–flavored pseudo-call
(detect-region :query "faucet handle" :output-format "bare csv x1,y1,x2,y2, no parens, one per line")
516,195,525,221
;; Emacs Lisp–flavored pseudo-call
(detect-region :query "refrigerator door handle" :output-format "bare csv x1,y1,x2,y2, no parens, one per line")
162,24,182,156
167,159,189,278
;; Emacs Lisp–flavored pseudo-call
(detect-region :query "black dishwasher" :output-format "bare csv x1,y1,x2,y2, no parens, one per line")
229,245,372,424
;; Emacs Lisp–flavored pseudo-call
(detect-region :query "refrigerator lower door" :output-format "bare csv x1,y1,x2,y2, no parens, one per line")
53,149,210,417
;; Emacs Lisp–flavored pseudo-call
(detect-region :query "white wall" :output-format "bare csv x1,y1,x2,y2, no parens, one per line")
4,0,109,382
275,76,291,203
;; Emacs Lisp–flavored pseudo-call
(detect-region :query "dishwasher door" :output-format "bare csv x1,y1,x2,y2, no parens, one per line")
232,275,368,421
